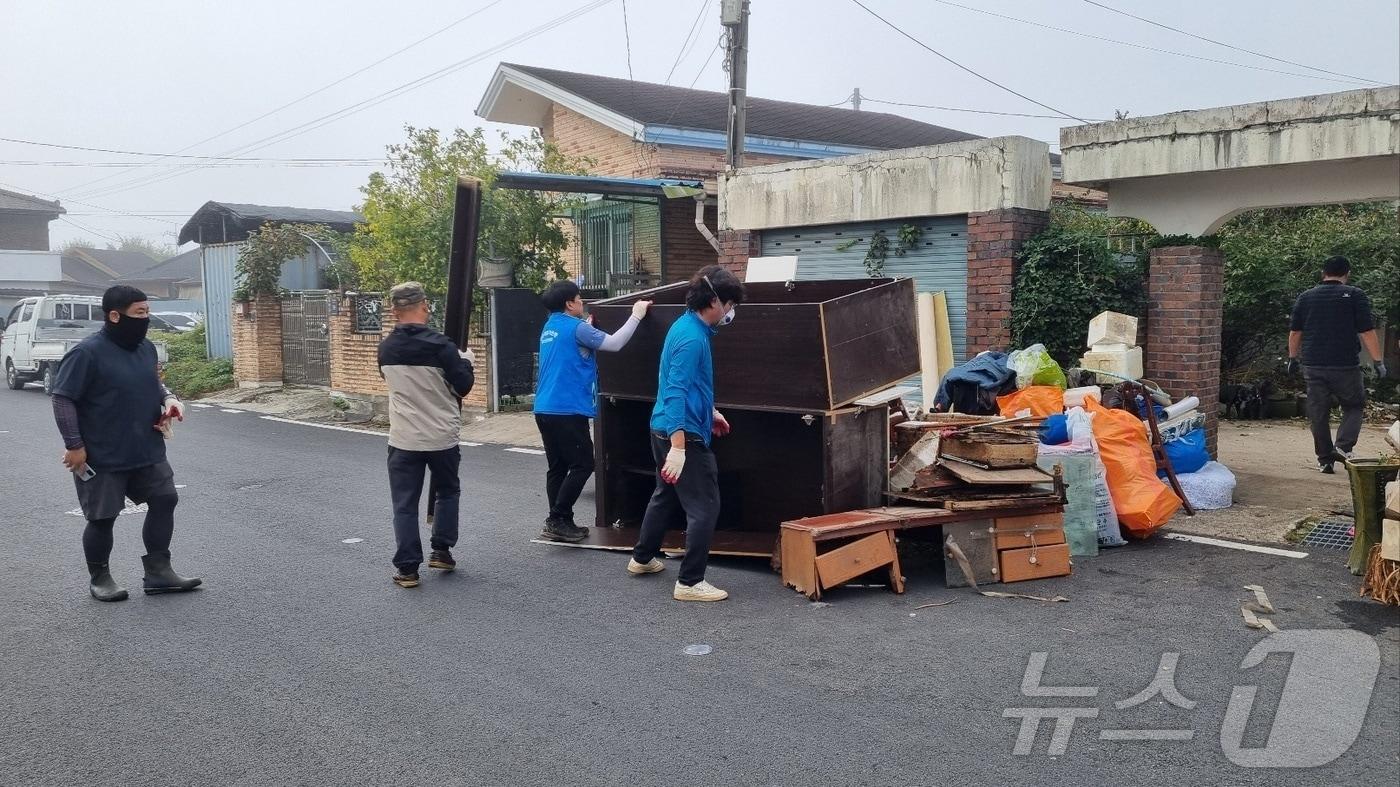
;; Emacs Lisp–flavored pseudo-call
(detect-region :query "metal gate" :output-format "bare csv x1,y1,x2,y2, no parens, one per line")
281,290,331,386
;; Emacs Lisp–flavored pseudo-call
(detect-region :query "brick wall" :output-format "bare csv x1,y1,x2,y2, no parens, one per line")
545,105,653,179
0,213,52,250
662,198,719,284
717,229,761,278
231,296,283,386
328,295,492,412
965,208,1050,353
1145,246,1224,456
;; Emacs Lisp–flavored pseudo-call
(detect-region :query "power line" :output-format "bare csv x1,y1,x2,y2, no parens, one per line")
926,0,1376,86
621,0,634,82
61,0,509,197
0,135,377,161
688,39,723,89
849,0,1091,123
1080,0,1389,85
823,93,855,108
59,216,124,244
864,97,1109,121
75,0,616,202
1,159,384,168
664,0,711,84
0,180,183,226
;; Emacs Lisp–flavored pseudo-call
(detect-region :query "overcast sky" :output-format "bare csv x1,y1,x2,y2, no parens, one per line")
2,0,1396,252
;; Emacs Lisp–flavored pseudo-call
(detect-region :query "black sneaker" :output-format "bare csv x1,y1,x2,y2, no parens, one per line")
428,549,456,571
541,517,588,544
1319,459,1335,475
393,571,420,588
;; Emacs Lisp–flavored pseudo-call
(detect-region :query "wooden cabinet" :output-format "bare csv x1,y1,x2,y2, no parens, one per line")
594,398,888,540
590,278,918,412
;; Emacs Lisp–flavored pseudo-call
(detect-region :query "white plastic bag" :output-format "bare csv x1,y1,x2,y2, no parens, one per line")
1064,406,1127,546
1007,343,1067,390
1174,461,1236,511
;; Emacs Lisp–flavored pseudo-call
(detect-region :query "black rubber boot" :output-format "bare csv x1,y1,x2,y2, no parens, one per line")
141,554,202,594
86,562,128,602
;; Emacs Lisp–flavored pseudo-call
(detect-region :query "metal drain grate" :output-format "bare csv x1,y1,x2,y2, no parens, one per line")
1301,519,1355,550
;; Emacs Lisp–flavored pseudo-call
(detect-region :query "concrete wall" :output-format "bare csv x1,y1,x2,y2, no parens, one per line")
0,213,53,251
1060,86,1400,234
719,136,1052,231
0,250,61,281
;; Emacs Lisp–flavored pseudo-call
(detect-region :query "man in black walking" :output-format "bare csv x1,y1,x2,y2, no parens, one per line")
1287,256,1387,473
51,285,201,601
378,282,474,588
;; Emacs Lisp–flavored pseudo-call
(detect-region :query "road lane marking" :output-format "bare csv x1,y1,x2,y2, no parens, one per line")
258,414,533,452
191,403,213,409
220,409,244,414
341,538,364,544
460,441,483,447
1163,533,1308,558
504,447,546,455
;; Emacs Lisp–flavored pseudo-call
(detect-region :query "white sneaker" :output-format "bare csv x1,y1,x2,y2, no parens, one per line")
627,557,665,575
673,580,728,602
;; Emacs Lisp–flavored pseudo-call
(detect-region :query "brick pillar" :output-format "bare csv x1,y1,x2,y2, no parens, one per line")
1145,246,1223,456
231,295,283,386
328,294,390,399
717,229,760,278
965,208,1049,353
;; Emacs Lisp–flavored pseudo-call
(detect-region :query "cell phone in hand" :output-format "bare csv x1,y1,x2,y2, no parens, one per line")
77,465,96,482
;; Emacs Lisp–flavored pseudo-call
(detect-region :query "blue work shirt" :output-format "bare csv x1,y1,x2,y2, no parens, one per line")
650,310,716,446
50,331,166,472
534,311,608,417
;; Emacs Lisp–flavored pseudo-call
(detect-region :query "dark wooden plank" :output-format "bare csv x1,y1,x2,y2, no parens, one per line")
820,278,920,408
823,407,889,514
943,462,1054,486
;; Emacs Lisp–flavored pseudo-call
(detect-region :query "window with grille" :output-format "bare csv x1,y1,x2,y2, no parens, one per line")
579,202,633,291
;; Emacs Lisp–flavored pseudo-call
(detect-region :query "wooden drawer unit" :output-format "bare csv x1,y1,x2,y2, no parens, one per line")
999,543,1072,583
993,512,1066,551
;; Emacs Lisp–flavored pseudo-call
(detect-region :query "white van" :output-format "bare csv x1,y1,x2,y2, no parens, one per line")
2,295,169,393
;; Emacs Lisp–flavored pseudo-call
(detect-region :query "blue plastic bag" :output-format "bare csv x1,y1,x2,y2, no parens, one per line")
1160,428,1208,477
1039,414,1069,445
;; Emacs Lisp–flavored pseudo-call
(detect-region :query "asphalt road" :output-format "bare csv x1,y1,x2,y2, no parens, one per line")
1,385,1396,786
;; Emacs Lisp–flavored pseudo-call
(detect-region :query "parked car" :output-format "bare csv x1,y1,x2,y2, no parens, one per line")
2,295,169,393
153,311,203,333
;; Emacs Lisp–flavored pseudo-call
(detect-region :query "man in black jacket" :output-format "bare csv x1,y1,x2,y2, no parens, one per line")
1287,256,1387,473
378,282,475,587
51,285,201,602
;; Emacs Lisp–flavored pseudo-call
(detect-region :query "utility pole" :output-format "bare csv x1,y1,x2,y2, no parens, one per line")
852,87,861,111
721,0,749,171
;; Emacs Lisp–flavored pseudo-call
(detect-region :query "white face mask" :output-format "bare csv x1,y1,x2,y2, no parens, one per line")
719,306,736,326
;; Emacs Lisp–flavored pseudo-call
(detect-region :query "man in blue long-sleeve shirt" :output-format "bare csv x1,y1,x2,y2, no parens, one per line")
628,265,744,602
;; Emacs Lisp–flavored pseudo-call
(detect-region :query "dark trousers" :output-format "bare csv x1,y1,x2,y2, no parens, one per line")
388,445,461,571
1304,366,1366,461
633,432,719,585
535,414,595,522
75,460,179,563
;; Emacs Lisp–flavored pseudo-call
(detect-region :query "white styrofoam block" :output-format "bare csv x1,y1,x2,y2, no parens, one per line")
1087,311,1138,348
1080,345,1143,382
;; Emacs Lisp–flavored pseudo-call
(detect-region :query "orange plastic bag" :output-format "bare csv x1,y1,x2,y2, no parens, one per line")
997,386,1065,418
1084,400,1181,537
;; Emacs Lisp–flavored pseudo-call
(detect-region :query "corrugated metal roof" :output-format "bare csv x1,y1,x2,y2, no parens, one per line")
179,201,363,245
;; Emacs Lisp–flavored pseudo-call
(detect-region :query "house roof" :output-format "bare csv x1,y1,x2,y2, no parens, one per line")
178,201,363,245
480,63,983,155
122,247,202,283
0,187,65,215
65,248,160,278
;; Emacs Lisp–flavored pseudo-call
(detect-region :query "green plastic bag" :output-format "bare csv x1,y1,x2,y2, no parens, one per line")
1009,343,1068,390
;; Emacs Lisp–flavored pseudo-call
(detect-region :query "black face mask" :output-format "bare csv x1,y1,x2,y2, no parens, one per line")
103,313,150,351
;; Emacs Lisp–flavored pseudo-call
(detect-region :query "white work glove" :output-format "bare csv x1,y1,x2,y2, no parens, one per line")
711,409,730,437
458,348,476,365
630,300,653,321
660,447,686,484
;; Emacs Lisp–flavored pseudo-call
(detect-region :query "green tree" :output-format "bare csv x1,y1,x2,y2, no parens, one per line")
1216,202,1399,374
351,126,590,295
1010,204,1149,365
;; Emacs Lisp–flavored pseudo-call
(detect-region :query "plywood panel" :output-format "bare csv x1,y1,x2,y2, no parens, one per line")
821,278,920,407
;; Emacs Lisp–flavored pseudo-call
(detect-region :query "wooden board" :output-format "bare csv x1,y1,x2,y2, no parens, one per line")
932,291,955,381
994,525,1066,551
780,529,820,598
942,462,1053,486
941,434,1038,468
999,543,1072,583
815,531,899,589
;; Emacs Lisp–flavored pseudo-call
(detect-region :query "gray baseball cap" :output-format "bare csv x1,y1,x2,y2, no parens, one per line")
388,281,427,309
